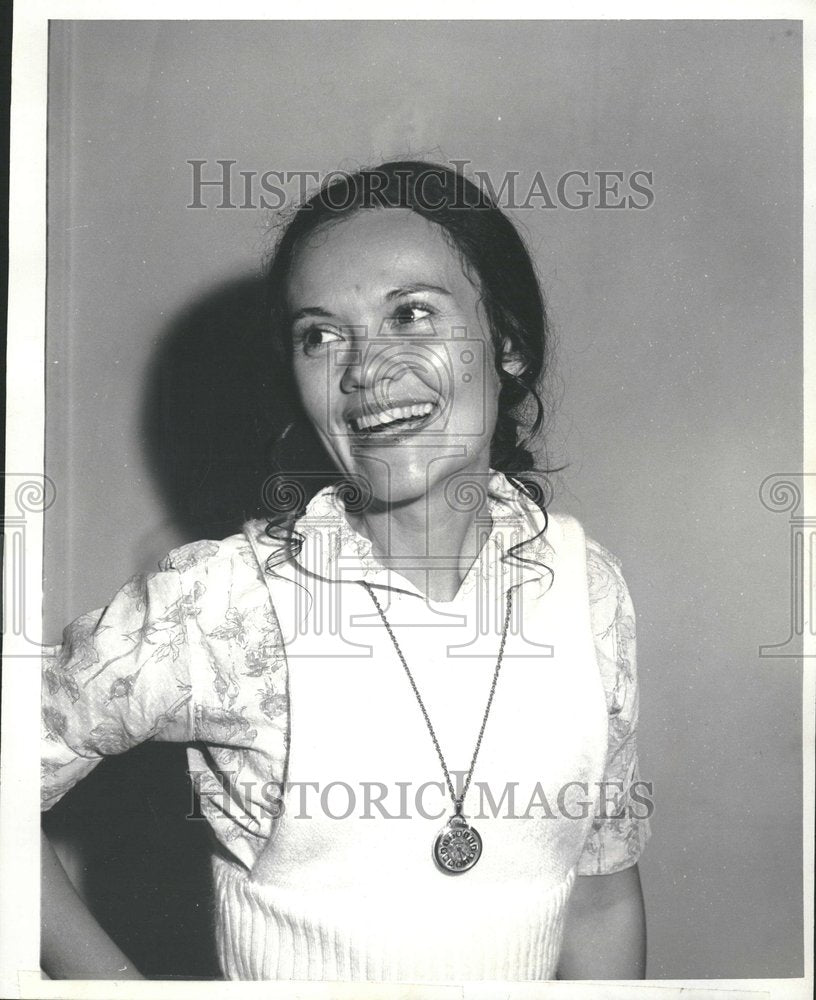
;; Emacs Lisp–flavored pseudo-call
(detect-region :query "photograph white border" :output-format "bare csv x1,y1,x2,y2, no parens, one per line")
3,2,813,998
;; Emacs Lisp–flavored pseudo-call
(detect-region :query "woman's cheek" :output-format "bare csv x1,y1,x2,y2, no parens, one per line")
293,362,327,431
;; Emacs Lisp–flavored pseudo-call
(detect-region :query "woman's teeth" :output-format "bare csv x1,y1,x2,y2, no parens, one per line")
352,402,435,432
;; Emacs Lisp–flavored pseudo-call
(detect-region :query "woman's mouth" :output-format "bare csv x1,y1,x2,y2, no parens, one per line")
347,401,440,439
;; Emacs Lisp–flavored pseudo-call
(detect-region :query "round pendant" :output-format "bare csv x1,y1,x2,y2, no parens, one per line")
433,814,482,874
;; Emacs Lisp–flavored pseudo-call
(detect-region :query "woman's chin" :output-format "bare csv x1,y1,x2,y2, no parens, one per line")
343,449,491,511
357,466,433,510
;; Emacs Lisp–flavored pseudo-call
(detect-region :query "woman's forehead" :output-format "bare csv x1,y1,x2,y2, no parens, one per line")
286,209,471,306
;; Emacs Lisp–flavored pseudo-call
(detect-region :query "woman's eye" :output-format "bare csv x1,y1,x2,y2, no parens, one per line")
300,328,344,354
391,302,434,327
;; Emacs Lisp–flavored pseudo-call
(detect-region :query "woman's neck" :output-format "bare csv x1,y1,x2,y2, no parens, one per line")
351,482,493,602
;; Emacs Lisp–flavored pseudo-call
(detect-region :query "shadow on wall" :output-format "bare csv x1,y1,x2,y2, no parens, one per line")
43,275,297,979
142,273,287,542
42,744,223,979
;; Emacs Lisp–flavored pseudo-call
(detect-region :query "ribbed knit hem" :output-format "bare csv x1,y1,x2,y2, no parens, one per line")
213,855,574,981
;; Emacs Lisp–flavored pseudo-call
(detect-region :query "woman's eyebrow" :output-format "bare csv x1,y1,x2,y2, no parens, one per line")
385,283,451,301
290,285,451,321
289,306,334,322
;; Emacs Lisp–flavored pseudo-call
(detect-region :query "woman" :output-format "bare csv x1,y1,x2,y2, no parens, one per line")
41,161,649,981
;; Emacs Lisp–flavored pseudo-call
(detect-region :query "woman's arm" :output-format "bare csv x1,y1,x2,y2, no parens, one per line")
557,863,646,979
562,541,650,978
41,829,144,980
40,560,203,978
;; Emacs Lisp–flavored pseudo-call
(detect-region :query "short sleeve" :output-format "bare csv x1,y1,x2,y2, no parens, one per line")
41,563,195,811
576,539,652,875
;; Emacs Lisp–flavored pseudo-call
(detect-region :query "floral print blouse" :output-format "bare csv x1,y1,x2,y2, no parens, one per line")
41,474,650,877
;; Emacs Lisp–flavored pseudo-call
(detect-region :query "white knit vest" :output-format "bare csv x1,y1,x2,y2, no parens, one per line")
213,513,609,981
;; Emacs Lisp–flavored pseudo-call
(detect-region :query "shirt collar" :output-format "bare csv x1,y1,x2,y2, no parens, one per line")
287,470,554,600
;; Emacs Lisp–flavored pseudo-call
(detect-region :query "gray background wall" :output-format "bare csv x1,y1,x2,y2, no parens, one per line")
44,20,803,979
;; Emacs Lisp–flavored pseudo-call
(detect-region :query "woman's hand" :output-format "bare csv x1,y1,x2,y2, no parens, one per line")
41,829,144,980
557,863,647,979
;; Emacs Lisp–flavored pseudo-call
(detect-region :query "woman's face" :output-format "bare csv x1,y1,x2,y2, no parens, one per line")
286,208,502,506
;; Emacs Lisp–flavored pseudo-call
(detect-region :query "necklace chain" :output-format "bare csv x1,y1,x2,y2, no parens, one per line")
361,583,514,814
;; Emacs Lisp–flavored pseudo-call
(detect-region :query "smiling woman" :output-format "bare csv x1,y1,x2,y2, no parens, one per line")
265,164,550,602
41,161,649,982
287,207,505,600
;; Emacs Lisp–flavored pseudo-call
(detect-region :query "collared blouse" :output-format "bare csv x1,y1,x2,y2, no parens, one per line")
41,473,650,877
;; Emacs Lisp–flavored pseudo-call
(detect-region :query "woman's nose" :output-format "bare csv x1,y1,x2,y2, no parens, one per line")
338,331,401,396
338,345,364,394
337,325,368,394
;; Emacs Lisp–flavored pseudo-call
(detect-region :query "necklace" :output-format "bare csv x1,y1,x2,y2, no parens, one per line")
361,582,514,875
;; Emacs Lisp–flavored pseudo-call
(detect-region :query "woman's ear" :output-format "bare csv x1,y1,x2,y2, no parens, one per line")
501,339,526,377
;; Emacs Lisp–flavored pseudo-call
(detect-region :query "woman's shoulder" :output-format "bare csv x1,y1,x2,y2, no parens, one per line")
544,520,640,717
542,513,632,635
581,533,638,701
157,520,279,579
584,535,627,605
543,513,623,575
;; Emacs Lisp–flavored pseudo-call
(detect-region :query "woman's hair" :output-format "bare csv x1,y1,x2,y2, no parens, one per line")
263,160,553,522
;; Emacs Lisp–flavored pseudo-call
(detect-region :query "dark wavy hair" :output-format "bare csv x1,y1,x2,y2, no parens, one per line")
263,160,554,522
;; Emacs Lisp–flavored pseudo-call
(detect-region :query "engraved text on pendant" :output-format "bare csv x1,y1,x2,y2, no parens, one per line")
433,814,482,874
